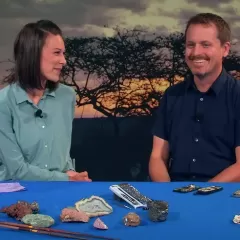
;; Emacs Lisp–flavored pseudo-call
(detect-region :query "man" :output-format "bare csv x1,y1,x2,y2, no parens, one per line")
149,13,240,182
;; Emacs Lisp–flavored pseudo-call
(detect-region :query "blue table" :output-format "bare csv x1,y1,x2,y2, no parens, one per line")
0,181,240,240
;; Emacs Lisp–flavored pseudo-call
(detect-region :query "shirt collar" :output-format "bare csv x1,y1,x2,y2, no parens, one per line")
13,83,55,105
186,67,227,96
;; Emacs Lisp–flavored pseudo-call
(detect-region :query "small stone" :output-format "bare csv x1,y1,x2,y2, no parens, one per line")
232,190,240,198
123,212,140,227
0,201,39,220
93,218,108,230
60,208,89,222
147,200,169,222
21,214,54,227
233,215,240,224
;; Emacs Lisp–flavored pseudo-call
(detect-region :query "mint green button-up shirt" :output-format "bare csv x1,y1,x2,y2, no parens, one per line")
0,83,76,181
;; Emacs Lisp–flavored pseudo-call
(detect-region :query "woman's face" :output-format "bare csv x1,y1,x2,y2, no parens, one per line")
40,33,66,83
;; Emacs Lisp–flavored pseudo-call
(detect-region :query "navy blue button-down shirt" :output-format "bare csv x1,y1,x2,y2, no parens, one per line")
152,68,240,181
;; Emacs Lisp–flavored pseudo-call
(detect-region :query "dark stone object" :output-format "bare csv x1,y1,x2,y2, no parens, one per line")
147,200,168,222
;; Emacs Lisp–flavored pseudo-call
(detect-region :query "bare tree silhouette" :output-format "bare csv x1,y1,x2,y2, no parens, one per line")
61,27,168,135
160,32,188,86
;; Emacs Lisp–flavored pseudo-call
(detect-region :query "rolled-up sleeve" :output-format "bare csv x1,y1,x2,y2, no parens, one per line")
0,103,69,181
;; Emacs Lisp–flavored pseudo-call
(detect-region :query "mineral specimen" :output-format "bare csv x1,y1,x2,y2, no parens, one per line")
123,212,140,227
60,208,89,222
233,215,240,224
22,214,54,227
93,218,108,230
0,201,39,220
232,190,240,198
118,183,152,205
75,196,113,217
147,200,169,222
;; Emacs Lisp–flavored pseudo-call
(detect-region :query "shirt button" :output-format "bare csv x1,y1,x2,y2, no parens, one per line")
45,145,48,148
193,158,196,162
42,125,45,128
45,164,48,168
194,138,199,142
200,97,204,101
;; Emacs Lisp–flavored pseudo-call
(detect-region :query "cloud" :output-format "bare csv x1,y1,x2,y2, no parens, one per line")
0,0,149,25
185,0,232,8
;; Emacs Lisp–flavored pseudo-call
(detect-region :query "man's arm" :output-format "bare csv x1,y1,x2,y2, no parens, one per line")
149,89,170,182
208,146,240,182
209,91,240,183
149,136,170,182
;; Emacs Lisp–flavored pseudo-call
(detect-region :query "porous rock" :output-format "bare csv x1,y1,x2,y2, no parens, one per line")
0,201,39,220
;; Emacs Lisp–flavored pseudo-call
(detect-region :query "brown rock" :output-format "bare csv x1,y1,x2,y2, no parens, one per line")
0,201,39,220
60,208,89,222
123,212,140,227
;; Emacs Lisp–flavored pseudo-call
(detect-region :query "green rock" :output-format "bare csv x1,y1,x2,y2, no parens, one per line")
21,214,55,227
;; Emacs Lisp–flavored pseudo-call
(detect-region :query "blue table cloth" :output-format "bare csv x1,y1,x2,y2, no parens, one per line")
0,181,240,240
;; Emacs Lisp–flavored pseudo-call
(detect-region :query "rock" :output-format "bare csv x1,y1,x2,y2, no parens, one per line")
93,218,108,230
147,200,169,222
21,214,54,227
75,196,113,217
233,215,240,224
123,212,140,227
232,190,240,198
60,208,89,222
0,201,39,220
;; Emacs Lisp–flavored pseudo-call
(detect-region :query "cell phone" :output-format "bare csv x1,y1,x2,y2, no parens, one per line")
194,186,223,195
173,184,200,193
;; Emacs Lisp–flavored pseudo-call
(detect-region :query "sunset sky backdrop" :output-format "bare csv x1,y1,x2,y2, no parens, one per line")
0,0,239,117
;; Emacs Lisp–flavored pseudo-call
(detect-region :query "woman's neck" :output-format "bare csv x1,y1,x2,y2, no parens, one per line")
28,89,45,105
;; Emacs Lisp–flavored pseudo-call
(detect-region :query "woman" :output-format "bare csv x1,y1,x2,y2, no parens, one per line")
0,20,91,181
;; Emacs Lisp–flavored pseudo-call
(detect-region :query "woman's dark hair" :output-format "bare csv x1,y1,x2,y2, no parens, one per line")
6,20,63,92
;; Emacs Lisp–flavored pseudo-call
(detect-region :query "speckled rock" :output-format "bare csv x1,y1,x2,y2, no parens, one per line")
21,214,54,227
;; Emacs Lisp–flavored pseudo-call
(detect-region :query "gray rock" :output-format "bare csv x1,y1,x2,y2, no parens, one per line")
21,214,55,227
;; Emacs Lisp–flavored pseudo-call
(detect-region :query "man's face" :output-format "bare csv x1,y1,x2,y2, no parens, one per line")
185,23,230,80
40,34,66,83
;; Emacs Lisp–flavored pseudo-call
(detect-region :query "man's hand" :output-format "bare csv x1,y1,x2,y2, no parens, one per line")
66,170,92,182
